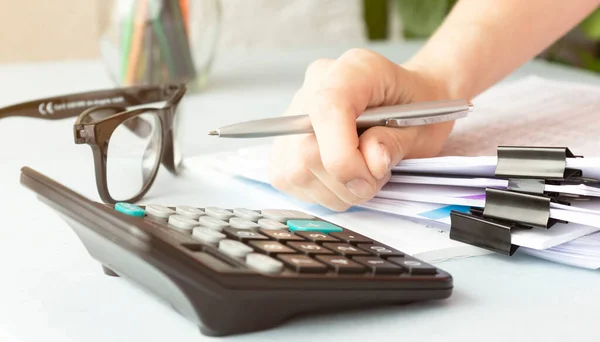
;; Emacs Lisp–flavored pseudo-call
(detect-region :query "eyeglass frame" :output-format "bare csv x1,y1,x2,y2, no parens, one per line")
0,83,187,204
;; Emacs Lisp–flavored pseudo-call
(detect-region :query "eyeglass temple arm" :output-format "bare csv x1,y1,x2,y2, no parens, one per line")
0,85,180,121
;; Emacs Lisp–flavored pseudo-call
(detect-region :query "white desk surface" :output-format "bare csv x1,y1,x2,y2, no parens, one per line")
1,41,599,342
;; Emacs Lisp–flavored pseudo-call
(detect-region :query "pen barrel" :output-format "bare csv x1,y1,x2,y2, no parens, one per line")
214,99,472,138
356,99,471,128
216,115,314,138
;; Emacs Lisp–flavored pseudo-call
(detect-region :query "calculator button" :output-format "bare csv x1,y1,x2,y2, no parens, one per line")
353,256,403,275
218,239,253,258
259,229,304,242
114,202,145,217
175,206,205,219
322,243,370,257
357,243,404,257
198,216,230,231
388,257,437,275
277,254,328,273
329,230,372,244
315,255,366,274
248,241,296,256
223,228,269,242
257,219,288,230
192,227,226,244
145,204,175,219
229,217,260,230
287,242,334,255
261,209,315,223
246,253,283,274
233,208,262,221
205,207,235,220
168,215,200,232
295,231,339,243
287,220,343,233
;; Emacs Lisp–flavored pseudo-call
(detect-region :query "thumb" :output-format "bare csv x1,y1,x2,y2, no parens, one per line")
358,126,420,180
359,121,455,180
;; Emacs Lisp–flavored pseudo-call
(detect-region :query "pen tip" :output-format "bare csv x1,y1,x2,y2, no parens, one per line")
208,130,219,136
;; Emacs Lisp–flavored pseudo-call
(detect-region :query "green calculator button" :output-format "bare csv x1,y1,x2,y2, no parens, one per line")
287,220,343,233
115,202,145,217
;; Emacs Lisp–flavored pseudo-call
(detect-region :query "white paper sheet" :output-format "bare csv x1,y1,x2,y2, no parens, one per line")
184,75,600,267
438,75,600,157
389,174,600,197
520,231,600,269
360,197,600,250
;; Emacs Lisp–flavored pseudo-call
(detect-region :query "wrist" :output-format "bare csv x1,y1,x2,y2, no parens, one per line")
394,61,460,159
401,49,479,102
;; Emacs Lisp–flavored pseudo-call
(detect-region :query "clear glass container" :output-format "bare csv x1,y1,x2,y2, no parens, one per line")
98,0,221,92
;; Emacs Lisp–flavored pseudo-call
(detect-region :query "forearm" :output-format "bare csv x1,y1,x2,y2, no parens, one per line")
404,0,600,100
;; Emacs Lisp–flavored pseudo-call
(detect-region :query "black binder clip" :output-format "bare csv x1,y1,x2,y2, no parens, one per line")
449,146,594,256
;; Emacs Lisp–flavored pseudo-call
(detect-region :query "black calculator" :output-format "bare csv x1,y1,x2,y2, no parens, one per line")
20,166,453,337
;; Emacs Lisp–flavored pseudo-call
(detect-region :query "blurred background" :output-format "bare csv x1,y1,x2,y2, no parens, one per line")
0,0,598,82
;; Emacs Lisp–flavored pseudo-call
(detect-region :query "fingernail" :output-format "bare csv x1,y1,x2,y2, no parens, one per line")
380,143,391,171
346,178,373,198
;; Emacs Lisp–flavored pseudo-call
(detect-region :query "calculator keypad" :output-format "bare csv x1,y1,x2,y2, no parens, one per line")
198,216,230,231
387,257,438,275
287,242,335,256
224,228,269,242
323,243,370,257
248,241,296,256
353,256,403,275
315,255,366,274
357,243,404,257
246,253,283,273
192,227,226,244
259,229,304,242
233,208,262,221
277,254,328,273
146,204,175,218
125,204,440,278
219,239,253,258
205,207,235,221
295,231,339,243
228,217,259,230
176,206,205,219
257,219,288,230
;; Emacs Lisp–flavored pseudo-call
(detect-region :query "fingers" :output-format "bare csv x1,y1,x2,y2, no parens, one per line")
269,48,437,211
268,134,349,211
305,49,401,199
358,126,418,180
269,133,391,212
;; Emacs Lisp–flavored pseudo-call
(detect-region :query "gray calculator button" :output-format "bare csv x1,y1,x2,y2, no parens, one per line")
168,215,199,232
219,239,253,258
205,207,235,220
198,216,230,231
229,217,260,230
261,209,315,223
145,204,175,218
175,206,205,219
192,227,226,244
257,218,288,230
246,253,284,273
233,208,262,221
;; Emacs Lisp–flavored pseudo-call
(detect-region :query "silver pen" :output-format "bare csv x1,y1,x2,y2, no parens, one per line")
208,99,472,138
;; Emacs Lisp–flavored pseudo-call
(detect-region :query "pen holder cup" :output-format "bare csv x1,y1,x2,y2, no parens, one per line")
98,0,221,92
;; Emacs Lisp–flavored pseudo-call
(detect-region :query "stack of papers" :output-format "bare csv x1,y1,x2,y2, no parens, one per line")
185,75,600,269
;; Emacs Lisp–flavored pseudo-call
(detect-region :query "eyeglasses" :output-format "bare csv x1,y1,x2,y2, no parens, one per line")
0,83,187,204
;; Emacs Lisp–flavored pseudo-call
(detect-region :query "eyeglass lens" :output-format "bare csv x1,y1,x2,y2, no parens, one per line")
106,112,163,200
172,105,184,169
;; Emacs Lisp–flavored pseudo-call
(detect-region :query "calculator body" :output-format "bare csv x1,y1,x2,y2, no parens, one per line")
19,166,453,337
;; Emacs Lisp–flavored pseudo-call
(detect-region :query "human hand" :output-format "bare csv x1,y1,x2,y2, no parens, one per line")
268,48,454,211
